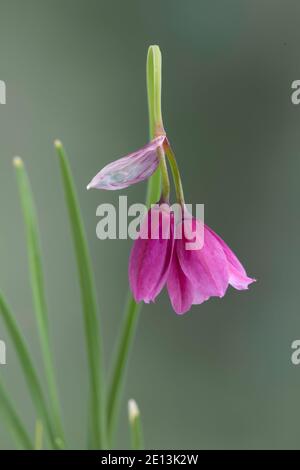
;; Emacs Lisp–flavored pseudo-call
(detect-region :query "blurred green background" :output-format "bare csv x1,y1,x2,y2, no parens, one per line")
0,0,299,450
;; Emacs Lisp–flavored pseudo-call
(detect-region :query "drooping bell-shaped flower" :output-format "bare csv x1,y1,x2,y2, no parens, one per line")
129,203,174,303
87,136,166,190
167,208,255,314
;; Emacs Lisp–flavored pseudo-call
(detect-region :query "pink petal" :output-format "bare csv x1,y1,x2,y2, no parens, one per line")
176,219,229,299
167,252,194,315
205,225,255,290
129,205,174,303
87,136,165,190
227,265,255,290
167,250,211,314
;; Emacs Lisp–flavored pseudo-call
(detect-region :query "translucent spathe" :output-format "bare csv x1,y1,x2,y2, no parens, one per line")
87,136,165,190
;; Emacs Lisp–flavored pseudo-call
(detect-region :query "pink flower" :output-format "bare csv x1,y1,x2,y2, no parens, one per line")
87,136,165,190
129,204,174,303
167,211,255,314
129,207,255,314
86,131,255,315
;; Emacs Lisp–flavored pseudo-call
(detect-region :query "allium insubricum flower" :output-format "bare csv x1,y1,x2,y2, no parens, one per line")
88,136,255,314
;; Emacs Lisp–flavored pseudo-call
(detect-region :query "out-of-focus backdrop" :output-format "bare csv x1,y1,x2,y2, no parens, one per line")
0,0,299,450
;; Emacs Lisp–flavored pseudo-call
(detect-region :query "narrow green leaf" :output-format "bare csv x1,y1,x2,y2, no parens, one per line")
13,157,65,446
128,399,144,450
0,292,56,448
107,295,140,443
54,141,106,449
0,379,33,449
34,419,43,450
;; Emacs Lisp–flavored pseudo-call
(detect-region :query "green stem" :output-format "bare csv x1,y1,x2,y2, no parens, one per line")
158,147,170,202
146,45,166,205
107,45,165,447
107,295,140,444
13,157,65,447
146,45,164,138
34,419,43,450
164,140,185,205
0,379,33,449
55,141,107,449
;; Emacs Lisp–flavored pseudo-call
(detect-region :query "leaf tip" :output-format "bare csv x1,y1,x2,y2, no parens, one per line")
13,156,23,168
128,399,139,423
54,139,63,150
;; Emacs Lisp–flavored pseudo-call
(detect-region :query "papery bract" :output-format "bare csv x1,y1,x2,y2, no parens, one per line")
129,204,174,303
87,136,165,190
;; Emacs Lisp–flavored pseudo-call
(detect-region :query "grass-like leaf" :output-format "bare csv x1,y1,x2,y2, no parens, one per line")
0,292,56,448
107,295,140,443
0,379,33,449
54,141,106,449
34,419,43,450
13,157,65,446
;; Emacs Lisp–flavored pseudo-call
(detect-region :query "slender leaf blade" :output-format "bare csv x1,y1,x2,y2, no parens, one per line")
0,379,33,450
54,141,106,449
107,295,140,443
13,156,65,446
0,292,56,447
